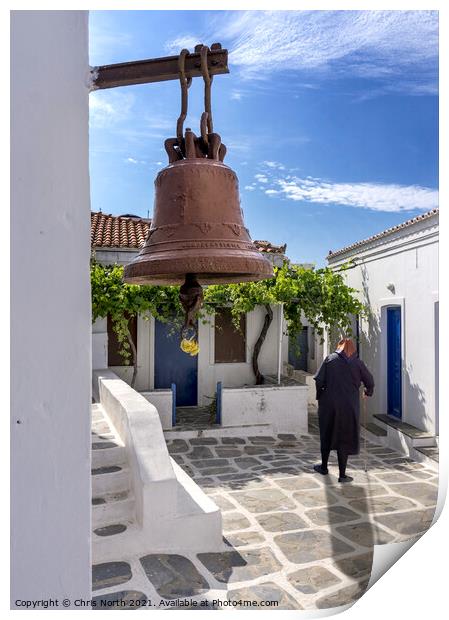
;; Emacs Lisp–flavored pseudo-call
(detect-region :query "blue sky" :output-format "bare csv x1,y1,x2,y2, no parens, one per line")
89,10,438,265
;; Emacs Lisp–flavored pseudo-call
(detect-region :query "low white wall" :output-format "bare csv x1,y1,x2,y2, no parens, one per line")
222,385,308,435
93,370,176,525
141,389,173,429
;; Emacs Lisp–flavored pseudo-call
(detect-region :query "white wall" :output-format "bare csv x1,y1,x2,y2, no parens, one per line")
197,305,289,406
328,215,439,434
11,11,91,606
141,390,173,429
222,385,309,434
92,315,152,391
92,317,108,369
92,305,290,406
93,248,139,266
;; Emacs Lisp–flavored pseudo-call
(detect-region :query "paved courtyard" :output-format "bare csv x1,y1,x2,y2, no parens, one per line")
92,410,438,611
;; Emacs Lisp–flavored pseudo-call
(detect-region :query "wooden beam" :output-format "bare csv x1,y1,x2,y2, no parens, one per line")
91,47,229,90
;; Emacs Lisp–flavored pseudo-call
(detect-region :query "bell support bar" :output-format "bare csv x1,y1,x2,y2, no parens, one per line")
90,46,229,91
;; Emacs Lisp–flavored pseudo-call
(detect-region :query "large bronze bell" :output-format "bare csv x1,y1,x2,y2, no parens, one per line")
123,44,273,340
123,150,273,286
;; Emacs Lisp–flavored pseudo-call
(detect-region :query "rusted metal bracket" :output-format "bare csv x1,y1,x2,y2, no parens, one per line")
90,44,228,91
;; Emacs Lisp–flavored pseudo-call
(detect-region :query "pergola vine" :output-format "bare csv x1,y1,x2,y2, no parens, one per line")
91,260,365,387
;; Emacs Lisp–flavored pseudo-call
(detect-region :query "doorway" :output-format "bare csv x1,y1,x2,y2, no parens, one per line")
288,326,309,372
387,306,402,419
154,319,198,406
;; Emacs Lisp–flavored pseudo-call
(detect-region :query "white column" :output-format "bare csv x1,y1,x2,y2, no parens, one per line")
11,10,91,605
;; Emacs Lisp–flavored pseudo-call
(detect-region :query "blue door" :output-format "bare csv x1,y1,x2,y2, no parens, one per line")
387,307,402,419
154,320,198,406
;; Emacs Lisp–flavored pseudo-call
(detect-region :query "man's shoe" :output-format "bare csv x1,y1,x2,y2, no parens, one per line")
338,475,354,483
313,464,329,475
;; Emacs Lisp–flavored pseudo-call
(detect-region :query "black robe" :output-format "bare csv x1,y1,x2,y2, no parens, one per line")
314,352,375,455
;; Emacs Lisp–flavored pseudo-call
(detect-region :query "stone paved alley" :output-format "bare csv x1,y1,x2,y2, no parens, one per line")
91,407,438,611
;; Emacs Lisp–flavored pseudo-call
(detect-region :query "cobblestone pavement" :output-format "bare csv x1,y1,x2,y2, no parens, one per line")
92,411,438,611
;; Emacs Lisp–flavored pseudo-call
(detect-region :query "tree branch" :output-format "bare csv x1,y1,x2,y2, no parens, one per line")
252,304,273,385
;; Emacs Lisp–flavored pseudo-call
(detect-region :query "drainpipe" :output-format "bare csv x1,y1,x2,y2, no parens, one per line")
277,303,284,385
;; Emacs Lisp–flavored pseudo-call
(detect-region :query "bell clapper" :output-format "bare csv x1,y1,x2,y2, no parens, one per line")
179,273,203,355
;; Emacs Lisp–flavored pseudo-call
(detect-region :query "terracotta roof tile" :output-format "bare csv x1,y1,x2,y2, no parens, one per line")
254,240,287,254
91,211,287,255
327,209,439,260
91,212,151,249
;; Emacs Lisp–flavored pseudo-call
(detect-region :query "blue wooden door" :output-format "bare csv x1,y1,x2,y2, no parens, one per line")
387,307,402,419
288,327,309,371
154,320,198,406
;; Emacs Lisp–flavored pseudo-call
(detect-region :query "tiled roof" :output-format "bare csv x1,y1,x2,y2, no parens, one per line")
327,209,439,260
91,212,151,249
91,211,287,254
254,240,287,255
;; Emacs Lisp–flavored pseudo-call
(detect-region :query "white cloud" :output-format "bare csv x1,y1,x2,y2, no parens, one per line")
263,161,286,170
255,173,269,184
89,91,134,128
244,185,256,191
125,157,147,165
274,176,438,212
230,90,244,101
214,10,438,94
164,36,202,55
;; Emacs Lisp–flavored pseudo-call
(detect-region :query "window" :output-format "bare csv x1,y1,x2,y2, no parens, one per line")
214,308,246,363
107,314,137,366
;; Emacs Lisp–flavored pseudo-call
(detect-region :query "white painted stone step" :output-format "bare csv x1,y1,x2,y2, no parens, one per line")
409,446,439,471
92,492,135,528
92,515,226,563
361,426,388,448
373,414,436,447
91,466,131,496
91,445,127,469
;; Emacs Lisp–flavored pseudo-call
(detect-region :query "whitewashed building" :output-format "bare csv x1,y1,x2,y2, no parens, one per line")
326,209,439,462
91,212,294,407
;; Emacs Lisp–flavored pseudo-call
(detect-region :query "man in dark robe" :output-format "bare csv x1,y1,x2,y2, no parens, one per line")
313,338,374,483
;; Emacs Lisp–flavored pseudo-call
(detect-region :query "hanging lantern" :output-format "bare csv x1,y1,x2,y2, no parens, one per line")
124,44,273,344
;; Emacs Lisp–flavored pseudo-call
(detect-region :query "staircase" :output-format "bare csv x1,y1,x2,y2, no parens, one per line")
91,371,223,563
91,404,135,540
